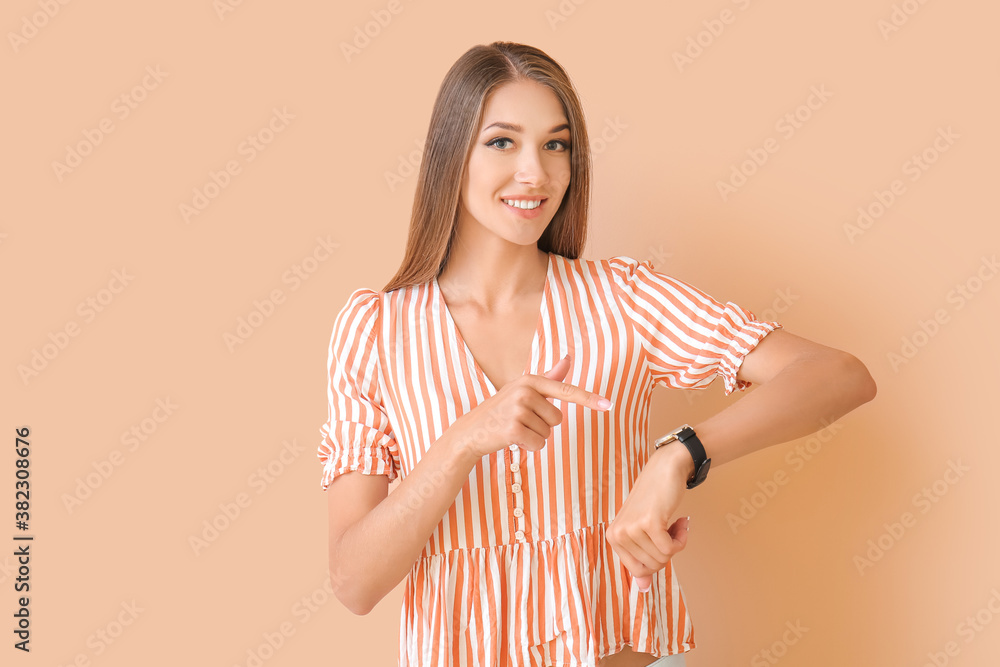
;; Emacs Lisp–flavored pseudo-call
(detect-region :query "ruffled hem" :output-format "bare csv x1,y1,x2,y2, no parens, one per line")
317,287,401,489
399,522,696,667
317,423,399,489
593,642,694,667
717,314,782,395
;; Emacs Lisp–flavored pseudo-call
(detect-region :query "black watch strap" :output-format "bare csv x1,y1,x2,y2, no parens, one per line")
676,427,711,489
654,425,712,488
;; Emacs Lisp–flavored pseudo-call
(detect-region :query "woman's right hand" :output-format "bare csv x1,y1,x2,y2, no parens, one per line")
449,354,613,460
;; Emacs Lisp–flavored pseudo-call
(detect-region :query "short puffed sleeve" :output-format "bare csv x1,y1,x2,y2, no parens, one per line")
608,255,781,395
317,288,400,489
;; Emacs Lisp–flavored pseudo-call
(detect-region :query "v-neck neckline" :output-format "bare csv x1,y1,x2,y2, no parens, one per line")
434,252,553,395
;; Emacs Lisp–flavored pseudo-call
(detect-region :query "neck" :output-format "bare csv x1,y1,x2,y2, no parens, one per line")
438,240,549,312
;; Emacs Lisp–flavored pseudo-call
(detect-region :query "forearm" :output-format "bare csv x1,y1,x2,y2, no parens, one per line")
611,342,876,585
331,429,480,615
691,350,876,469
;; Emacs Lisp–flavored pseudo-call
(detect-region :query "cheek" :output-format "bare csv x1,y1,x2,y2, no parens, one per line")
459,162,481,208
465,154,496,196
553,163,572,192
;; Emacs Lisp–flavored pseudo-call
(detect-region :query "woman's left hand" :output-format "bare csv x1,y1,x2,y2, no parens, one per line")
605,443,693,592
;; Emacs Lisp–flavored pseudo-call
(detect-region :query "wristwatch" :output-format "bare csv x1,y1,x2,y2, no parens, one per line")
653,424,711,489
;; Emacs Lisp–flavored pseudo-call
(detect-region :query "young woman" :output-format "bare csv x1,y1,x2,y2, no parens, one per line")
319,42,876,667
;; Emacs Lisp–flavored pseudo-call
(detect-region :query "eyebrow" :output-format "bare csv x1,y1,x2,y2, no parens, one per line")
480,121,570,135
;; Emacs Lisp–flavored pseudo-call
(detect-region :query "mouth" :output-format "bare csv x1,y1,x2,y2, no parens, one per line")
501,197,546,210
500,197,548,218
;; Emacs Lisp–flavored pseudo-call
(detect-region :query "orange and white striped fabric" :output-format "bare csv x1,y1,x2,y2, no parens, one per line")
319,253,781,667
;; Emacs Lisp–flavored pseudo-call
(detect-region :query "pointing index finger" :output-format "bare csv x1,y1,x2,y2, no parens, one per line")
535,377,612,411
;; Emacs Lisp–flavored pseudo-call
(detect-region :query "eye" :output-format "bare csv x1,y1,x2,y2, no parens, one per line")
486,137,571,152
486,137,513,150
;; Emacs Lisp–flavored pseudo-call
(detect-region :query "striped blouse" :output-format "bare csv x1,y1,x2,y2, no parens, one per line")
318,253,781,667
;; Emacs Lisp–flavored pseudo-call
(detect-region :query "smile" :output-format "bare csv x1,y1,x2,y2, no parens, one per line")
501,198,544,210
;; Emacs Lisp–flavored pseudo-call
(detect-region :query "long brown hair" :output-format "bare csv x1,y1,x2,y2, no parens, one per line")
381,41,592,293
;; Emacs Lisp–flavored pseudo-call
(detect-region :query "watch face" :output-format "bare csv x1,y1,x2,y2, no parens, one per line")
653,433,676,449
662,424,689,441
654,424,692,450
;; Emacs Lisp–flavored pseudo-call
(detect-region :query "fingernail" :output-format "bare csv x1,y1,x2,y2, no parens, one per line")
563,353,571,360
597,398,612,410
639,582,650,593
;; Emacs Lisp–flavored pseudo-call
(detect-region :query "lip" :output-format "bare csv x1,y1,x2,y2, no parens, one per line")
501,196,547,219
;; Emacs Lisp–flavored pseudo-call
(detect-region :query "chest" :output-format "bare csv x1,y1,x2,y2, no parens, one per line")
447,299,542,392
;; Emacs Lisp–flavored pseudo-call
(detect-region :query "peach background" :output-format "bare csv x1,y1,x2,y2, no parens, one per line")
4,1,999,665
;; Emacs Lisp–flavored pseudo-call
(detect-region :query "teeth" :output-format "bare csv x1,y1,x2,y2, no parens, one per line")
503,199,542,210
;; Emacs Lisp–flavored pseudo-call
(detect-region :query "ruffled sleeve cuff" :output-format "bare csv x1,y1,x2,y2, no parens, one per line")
317,288,400,490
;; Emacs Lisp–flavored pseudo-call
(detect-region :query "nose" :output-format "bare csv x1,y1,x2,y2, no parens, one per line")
514,146,549,187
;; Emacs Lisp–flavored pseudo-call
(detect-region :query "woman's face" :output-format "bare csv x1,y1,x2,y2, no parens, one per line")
457,79,572,248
